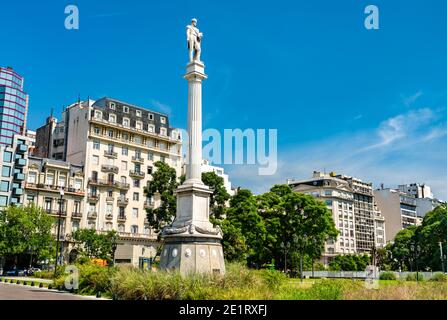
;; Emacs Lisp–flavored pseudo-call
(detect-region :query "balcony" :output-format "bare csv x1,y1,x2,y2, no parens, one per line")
131,156,145,164
129,170,145,179
101,165,119,174
12,187,24,196
105,213,113,220
13,173,25,181
117,215,127,222
104,150,118,159
25,183,84,196
106,196,115,202
117,197,129,206
88,179,130,190
118,232,155,240
16,144,28,154
15,158,27,167
88,194,99,202
144,201,154,209
45,209,67,217
71,212,82,219
87,211,97,219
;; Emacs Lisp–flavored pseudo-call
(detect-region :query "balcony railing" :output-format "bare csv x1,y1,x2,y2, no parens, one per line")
106,196,115,202
87,211,97,219
117,197,129,206
104,150,118,158
25,183,84,195
71,212,82,219
88,194,99,201
88,179,130,190
45,209,67,217
101,165,119,174
144,201,154,209
117,215,127,222
118,232,155,240
129,170,145,179
131,156,145,164
105,213,113,220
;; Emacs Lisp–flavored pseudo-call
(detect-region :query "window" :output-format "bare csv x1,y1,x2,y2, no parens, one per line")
93,155,99,165
109,114,116,123
324,190,333,196
134,163,141,173
136,110,142,117
121,161,128,170
89,203,96,213
46,175,54,186
108,144,114,153
159,142,167,150
121,176,127,184
160,128,167,136
3,151,12,163
147,166,153,175
131,225,138,234
123,106,129,113
144,226,150,235
148,152,154,161
0,181,9,192
2,166,11,178
93,140,100,150
88,221,96,230
119,207,125,217
95,111,102,119
148,125,155,133
0,196,8,207
118,224,125,233
106,204,113,215
58,175,66,187
105,222,113,231
109,102,116,110
147,138,154,147
148,113,154,120
74,179,82,190
108,130,114,138
122,147,128,156
123,118,130,127
133,193,139,201
72,220,80,233
160,116,166,124
94,127,101,134
74,200,81,213
160,156,166,163
132,208,138,218
133,179,140,188
134,136,142,145
325,200,333,206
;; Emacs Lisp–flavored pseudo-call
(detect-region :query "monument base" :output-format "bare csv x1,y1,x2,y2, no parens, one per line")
159,235,226,275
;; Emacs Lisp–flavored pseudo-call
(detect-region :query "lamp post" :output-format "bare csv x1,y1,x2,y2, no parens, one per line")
53,188,64,279
439,241,445,273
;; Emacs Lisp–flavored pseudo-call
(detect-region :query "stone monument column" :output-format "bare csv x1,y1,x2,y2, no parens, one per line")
158,19,225,275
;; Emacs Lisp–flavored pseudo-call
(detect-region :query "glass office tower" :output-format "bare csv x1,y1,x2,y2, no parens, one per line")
0,67,28,145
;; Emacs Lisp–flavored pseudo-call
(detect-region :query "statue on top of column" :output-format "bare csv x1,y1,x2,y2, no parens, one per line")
187,18,203,63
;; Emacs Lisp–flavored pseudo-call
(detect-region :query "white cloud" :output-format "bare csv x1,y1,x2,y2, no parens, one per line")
225,108,447,200
402,91,423,107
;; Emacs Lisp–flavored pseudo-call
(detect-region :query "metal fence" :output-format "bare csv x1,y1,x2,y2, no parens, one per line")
302,271,441,280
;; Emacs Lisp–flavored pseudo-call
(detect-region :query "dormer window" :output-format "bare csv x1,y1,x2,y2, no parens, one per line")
123,118,130,127
94,111,102,119
109,114,116,123
136,121,142,130
148,125,155,133
136,110,142,117
160,128,167,136
109,102,116,110
148,113,154,121
123,106,129,113
160,116,166,124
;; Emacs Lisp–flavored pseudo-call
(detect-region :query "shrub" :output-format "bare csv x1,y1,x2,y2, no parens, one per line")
430,273,447,282
260,269,287,291
380,272,397,280
406,273,424,282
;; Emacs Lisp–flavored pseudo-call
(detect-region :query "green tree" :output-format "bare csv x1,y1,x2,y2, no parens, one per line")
0,205,54,267
71,229,118,264
328,254,370,271
144,161,179,233
390,226,418,271
202,171,230,220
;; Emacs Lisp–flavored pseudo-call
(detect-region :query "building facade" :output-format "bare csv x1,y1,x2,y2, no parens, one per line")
0,135,29,207
200,159,235,196
0,67,28,146
374,188,422,242
34,97,183,267
398,183,444,218
288,171,387,264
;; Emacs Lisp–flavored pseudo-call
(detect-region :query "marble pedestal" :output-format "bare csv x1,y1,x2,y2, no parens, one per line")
159,183,226,275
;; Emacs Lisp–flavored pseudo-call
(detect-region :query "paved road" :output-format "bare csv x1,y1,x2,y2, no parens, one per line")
0,282,99,300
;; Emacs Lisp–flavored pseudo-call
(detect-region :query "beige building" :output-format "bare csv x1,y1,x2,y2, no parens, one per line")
288,171,387,264
24,156,85,263
33,97,183,267
374,188,422,242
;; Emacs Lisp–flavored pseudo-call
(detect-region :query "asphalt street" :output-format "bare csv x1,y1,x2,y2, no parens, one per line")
0,282,100,300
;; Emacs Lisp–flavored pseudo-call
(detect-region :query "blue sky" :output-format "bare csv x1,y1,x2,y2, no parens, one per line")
2,0,447,198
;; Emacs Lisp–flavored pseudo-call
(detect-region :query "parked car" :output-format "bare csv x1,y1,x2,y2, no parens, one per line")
4,269,26,276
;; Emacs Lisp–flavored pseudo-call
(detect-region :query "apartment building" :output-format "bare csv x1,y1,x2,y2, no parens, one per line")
374,188,421,242
0,135,29,207
24,156,85,263
398,183,444,218
34,97,183,266
200,159,235,196
288,171,387,263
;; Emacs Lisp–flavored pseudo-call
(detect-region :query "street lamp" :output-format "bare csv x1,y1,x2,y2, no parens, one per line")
54,188,64,279
439,241,445,273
